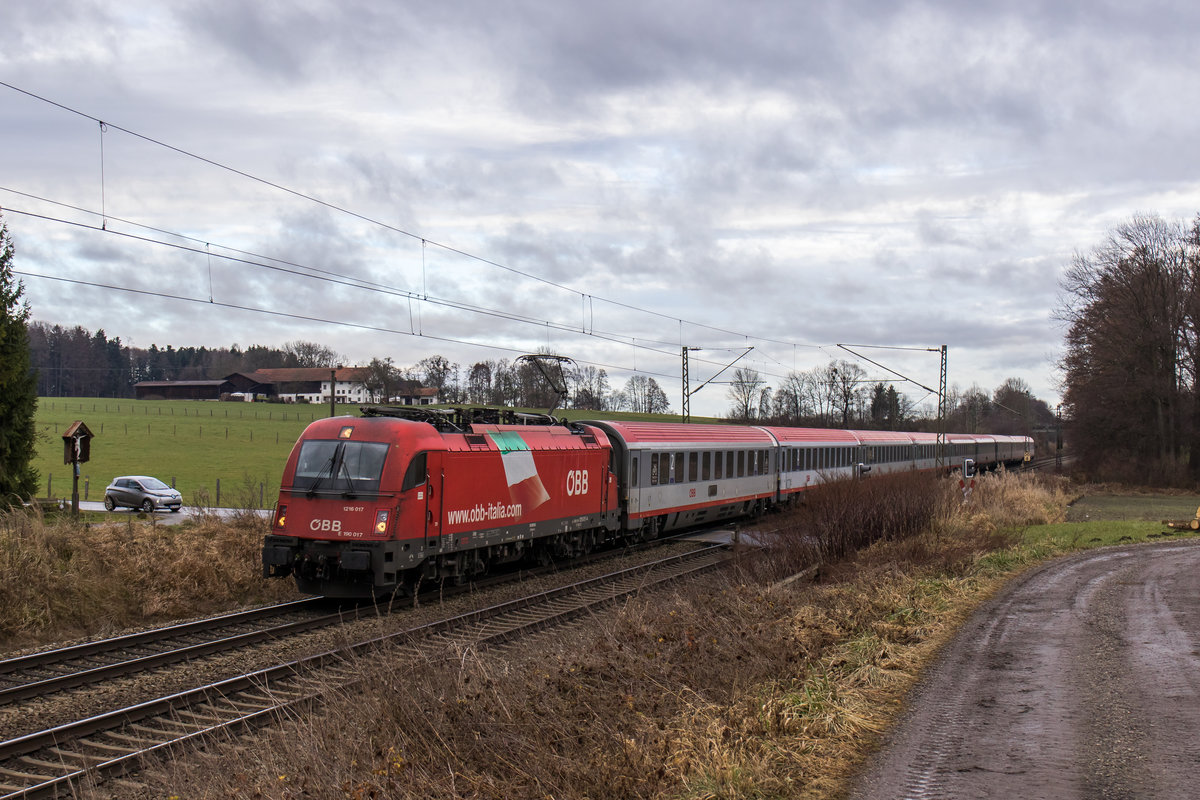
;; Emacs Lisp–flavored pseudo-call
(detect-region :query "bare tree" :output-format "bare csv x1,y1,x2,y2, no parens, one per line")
571,365,611,411
466,361,494,405
624,375,671,414
283,340,344,368
363,357,402,402
826,360,867,428
726,367,765,420
1058,213,1195,480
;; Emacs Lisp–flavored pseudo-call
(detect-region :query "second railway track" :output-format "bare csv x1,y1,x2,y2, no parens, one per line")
0,540,732,798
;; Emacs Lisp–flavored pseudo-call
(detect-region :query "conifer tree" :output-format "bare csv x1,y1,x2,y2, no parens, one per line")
0,217,39,504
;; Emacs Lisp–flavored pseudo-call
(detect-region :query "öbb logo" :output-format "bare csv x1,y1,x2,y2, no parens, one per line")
566,469,589,497
310,518,343,533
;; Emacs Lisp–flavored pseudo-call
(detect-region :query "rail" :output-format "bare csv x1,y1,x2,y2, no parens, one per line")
0,544,730,798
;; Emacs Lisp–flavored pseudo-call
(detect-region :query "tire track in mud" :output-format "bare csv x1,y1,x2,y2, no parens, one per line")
850,541,1200,800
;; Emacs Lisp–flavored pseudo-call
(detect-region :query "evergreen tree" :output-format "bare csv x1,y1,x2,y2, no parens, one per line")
0,218,39,504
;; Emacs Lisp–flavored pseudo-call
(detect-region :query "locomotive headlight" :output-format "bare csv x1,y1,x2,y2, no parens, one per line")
274,505,288,529
374,509,390,535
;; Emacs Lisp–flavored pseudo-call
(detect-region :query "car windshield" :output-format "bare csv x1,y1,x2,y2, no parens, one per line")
141,478,171,491
293,440,389,493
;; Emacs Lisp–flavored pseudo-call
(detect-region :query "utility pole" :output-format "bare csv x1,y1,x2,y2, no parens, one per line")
681,346,699,423
1056,404,1063,471
329,366,338,418
683,346,752,423
936,344,947,469
834,342,947,466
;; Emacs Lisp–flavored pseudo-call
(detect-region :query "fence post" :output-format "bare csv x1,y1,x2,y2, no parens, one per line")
216,478,221,507
47,474,53,498
260,483,264,508
84,477,89,500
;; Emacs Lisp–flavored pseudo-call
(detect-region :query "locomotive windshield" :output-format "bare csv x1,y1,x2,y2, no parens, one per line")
293,439,389,495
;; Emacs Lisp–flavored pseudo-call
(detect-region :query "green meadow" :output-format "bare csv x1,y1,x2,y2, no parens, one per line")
29,397,724,507
33,397,352,507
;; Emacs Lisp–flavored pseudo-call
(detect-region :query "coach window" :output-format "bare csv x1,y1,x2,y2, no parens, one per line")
631,456,639,487
689,452,699,482
702,451,711,480
650,454,660,486
735,450,743,477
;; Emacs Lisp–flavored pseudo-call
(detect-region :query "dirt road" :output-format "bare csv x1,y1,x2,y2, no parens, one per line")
850,539,1200,800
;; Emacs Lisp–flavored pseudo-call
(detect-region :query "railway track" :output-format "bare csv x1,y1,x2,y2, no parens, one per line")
0,596,359,707
0,543,731,798
0,529,711,713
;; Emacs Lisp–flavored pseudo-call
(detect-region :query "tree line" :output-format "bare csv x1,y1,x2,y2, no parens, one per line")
25,319,1054,435
723,361,1054,435
1059,212,1200,483
23,325,675,414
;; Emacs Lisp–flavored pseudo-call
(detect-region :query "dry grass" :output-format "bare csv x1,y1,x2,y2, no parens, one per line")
0,507,299,647
149,470,1071,800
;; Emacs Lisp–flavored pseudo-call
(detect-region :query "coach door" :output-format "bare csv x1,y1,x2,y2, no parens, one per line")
629,453,641,514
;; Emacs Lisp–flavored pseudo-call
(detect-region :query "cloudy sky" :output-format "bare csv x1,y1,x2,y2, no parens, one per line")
3,0,1198,416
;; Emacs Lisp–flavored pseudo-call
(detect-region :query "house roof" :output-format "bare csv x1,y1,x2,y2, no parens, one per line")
135,380,230,388
246,367,373,383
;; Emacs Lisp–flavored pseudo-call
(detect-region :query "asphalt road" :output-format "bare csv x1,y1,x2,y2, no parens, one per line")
850,539,1200,800
72,500,269,524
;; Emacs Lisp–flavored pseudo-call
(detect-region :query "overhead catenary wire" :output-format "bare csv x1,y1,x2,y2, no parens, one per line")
0,203,711,366
0,190,749,358
0,80,827,356
13,268,687,385
1,81,948,402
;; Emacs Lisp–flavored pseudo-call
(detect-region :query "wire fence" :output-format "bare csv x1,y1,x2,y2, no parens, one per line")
43,475,271,510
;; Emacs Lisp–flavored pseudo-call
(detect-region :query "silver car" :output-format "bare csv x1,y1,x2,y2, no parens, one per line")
104,475,183,513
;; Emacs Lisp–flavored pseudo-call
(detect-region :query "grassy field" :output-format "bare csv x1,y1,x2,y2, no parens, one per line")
33,397,351,507
1065,492,1200,522
32,397,720,507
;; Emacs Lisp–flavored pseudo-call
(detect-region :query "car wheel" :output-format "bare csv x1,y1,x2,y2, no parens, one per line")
141,499,155,513
104,495,115,511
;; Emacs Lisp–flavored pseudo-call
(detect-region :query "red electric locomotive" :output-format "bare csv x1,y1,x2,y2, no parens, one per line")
262,407,619,598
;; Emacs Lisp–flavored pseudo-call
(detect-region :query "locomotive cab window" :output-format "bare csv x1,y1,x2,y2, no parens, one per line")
294,439,390,493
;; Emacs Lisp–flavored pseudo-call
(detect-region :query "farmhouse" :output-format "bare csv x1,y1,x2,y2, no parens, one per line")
233,367,375,403
135,367,440,404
